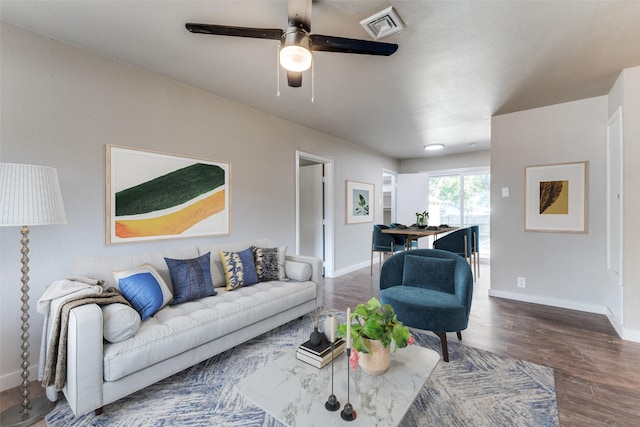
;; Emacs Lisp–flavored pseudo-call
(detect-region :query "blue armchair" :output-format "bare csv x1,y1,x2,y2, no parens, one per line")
371,224,404,275
379,249,473,362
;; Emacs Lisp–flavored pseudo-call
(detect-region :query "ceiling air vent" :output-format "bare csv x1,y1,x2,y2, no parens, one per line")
360,6,404,40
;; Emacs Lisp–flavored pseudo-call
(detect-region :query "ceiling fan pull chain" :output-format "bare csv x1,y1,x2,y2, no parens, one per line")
276,45,281,97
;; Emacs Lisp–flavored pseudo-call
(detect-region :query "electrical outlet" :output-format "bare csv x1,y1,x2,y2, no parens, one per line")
517,277,526,288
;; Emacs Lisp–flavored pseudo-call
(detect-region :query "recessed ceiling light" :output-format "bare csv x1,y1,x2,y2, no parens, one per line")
424,144,445,151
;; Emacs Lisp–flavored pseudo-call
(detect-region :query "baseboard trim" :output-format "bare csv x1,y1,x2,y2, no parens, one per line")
622,327,640,343
330,259,376,278
487,289,607,315
0,366,38,392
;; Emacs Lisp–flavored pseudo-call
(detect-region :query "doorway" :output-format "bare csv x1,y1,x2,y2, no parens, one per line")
428,170,490,257
606,106,623,333
382,170,398,225
296,151,334,277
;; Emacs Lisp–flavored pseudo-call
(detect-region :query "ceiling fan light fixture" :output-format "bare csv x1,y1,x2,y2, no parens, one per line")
424,143,445,151
280,29,312,72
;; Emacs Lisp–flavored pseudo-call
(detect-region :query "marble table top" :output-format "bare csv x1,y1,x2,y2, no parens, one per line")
238,345,440,426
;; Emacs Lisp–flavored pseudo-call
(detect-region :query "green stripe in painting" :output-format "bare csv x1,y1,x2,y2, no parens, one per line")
115,163,225,216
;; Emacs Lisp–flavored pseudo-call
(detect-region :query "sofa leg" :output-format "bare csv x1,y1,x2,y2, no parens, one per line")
434,332,449,362
95,407,104,416
456,331,462,341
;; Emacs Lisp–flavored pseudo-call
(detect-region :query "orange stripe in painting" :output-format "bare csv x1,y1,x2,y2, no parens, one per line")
115,190,225,238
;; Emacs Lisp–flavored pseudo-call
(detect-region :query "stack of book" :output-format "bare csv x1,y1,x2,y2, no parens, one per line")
296,337,346,368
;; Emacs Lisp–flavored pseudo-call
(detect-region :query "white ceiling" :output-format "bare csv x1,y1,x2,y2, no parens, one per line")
2,1,640,160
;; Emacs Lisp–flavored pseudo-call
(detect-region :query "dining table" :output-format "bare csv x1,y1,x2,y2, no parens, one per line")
382,225,459,249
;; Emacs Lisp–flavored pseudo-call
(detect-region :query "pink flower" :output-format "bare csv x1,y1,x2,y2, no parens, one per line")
349,349,359,372
408,333,415,346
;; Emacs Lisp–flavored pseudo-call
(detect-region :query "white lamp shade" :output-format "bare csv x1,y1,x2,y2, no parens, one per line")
280,45,312,72
0,163,67,226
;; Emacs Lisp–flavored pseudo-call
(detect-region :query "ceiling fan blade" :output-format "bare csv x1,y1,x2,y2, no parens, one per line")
287,0,312,32
287,71,303,88
310,34,398,56
186,23,283,40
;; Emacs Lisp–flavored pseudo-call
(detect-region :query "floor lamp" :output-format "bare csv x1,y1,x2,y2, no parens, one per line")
0,164,66,427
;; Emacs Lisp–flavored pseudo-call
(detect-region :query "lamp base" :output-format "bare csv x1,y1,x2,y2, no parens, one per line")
0,396,55,427
340,403,357,421
324,394,340,411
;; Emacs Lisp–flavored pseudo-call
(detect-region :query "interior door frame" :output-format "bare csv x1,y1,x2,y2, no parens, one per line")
382,169,398,224
606,106,624,334
295,150,334,277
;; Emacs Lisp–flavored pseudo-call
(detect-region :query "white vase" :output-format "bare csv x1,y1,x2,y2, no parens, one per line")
358,338,391,375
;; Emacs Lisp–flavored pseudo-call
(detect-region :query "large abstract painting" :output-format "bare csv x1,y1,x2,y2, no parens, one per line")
346,180,374,224
106,145,230,244
524,161,587,233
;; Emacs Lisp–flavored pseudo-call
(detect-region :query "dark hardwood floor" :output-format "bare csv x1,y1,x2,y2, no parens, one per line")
326,261,640,426
3,261,639,426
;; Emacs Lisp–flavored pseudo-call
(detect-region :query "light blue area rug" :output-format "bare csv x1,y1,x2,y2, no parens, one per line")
46,310,558,426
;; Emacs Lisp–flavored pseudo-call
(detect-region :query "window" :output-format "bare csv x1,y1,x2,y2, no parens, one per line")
429,171,490,257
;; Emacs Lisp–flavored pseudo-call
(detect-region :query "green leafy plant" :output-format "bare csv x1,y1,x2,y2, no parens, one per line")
336,297,410,354
415,210,429,224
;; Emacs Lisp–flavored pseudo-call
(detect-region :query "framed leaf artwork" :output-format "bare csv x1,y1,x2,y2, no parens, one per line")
524,161,587,233
346,180,374,224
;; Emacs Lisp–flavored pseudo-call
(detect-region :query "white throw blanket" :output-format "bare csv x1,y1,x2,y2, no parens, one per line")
37,278,104,382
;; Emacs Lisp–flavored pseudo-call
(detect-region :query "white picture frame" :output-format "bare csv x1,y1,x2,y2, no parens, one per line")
524,161,588,233
346,180,374,224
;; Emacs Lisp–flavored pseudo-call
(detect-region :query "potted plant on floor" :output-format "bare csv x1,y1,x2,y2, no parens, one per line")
336,297,413,375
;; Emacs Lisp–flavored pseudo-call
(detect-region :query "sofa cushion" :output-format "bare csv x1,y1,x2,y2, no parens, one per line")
252,245,288,282
380,285,467,332
165,252,216,305
219,248,259,290
102,303,141,343
102,279,317,381
401,255,456,294
113,265,173,320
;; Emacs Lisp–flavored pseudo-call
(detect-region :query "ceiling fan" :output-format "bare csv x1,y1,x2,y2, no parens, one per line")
185,0,398,88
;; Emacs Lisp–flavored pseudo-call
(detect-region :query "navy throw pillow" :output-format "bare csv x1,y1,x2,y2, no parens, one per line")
165,252,216,305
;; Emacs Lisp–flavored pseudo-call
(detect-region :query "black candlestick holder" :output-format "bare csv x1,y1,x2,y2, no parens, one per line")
340,348,357,421
325,341,340,411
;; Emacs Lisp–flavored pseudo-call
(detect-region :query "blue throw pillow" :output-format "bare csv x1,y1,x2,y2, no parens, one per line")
165,252,217,305
113,265,173,320
401,255,457,294
219,247,259,290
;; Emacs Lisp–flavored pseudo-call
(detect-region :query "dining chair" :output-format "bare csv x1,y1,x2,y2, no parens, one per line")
470,225,480,279
371,224,404,275
432,227,474,278
389,223,419,249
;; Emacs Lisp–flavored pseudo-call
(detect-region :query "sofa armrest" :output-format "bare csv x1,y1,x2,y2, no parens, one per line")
63,304,104,416
285,254,323,306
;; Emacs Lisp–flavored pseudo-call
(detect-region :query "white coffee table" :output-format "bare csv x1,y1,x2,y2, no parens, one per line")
238,345,440,426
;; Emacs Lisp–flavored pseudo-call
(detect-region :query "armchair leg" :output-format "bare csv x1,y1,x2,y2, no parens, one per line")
434,332,449,362
456,331,462,341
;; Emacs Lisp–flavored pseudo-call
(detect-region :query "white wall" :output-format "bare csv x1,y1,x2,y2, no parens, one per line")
490,96,608,313
401,150,491,173
608,66,640,340
0,23,399,390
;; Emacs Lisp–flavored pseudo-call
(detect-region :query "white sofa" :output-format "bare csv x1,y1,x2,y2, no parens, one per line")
44,239,322,417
